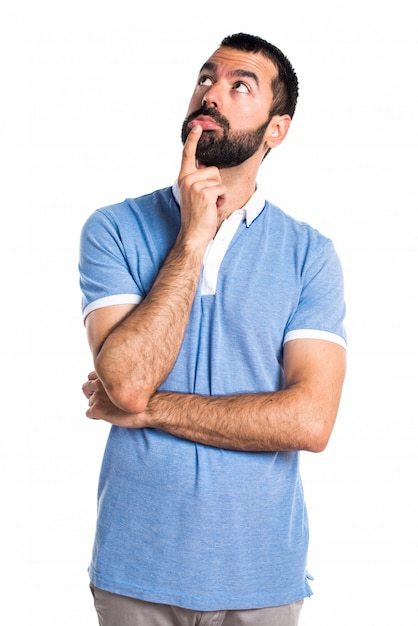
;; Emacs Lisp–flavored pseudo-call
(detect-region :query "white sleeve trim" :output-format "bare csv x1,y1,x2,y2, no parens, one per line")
83,294,142,321
284,329,347,349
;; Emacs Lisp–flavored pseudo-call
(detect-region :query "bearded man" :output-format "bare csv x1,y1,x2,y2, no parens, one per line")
80,32,346,626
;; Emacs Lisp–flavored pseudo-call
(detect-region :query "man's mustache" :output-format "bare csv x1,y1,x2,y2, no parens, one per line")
185,105,230,131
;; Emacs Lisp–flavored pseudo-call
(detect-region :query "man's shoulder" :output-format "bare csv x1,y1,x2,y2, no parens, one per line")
98,186,175,218
262,199,332,247
82,186,178,233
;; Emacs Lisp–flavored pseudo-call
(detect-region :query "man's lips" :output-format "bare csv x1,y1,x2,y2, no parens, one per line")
188,116,219,131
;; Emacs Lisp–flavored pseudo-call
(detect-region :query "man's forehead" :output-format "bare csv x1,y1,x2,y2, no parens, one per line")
200,47,277,81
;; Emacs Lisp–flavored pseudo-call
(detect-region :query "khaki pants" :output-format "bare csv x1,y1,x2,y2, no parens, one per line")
90,584,304,626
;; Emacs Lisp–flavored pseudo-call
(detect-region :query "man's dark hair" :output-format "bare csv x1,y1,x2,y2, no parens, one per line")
220,33,299,118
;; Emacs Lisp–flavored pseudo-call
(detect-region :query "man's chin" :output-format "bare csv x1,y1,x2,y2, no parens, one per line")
195,147,247,169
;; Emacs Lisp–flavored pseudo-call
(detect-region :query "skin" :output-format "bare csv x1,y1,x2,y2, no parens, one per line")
82,46,346,452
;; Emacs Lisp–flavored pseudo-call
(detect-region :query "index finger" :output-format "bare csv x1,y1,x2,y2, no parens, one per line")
178,124,203,183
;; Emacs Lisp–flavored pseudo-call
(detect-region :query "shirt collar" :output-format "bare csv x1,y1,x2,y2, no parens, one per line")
172,181,265,227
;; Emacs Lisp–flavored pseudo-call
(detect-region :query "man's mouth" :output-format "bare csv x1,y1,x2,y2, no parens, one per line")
188,116,220,131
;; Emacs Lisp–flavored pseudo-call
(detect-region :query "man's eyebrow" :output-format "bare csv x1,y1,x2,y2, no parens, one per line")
200,61,216,73
199,62,260,86
230,69,259,86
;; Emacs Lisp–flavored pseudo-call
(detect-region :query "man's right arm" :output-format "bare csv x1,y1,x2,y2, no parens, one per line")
87,239,205,413
86,125,224,413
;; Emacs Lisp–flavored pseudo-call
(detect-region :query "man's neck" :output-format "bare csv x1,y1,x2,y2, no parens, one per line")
215,158,260,225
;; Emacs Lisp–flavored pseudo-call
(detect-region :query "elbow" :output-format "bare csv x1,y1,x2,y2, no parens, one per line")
94,360,151,414
111,388,151,414
306,433,330,453
303,416,335,453
103,377,151,414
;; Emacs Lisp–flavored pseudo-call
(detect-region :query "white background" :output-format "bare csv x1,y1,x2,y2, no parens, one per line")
1,1,417,624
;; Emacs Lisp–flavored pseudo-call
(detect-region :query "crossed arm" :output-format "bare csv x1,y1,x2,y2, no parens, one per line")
83,337,346,452
82,125,346,453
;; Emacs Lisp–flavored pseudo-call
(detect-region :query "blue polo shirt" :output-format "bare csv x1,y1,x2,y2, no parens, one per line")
79,185,346,610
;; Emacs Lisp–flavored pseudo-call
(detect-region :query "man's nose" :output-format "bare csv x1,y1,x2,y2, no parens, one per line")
202,84,221,109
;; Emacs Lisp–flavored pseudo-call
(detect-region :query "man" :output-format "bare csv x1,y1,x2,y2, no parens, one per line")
80,33,346,626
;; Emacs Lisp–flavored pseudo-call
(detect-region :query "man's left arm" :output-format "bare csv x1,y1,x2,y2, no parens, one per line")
83,337,346,453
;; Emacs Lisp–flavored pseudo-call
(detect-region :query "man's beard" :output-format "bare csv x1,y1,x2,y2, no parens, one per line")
181,105,270,168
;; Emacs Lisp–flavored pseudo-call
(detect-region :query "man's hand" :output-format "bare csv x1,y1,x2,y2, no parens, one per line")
177,124,225,245
82,371,149,428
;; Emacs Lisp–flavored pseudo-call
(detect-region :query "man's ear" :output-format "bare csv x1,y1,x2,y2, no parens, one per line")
265,114,291,149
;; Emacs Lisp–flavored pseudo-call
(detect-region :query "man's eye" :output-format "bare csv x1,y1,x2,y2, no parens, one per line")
198,76,214,86
234,82,250,93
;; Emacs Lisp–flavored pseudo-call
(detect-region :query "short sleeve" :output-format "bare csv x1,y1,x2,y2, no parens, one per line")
284,238,347,348
79,209,142,321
